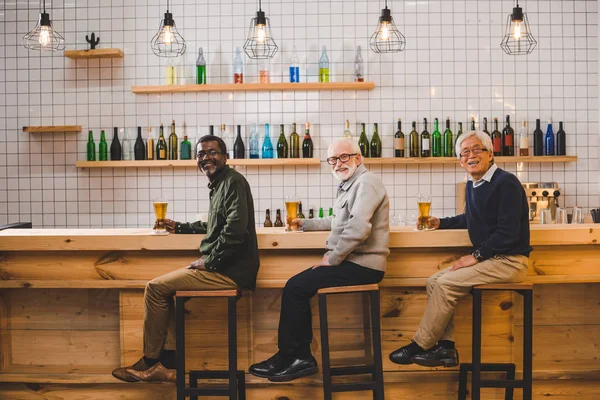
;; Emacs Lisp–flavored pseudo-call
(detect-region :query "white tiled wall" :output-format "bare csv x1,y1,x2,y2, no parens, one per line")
0,0,598,228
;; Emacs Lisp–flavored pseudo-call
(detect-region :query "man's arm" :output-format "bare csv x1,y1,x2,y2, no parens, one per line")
175,221,208,234
303,216,333,231
438,214,467,229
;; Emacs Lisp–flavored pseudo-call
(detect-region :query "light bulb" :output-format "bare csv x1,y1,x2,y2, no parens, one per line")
163,25,173,45
513,21,522,40
39,26,50,46
379,22,390,41
256,24,266,43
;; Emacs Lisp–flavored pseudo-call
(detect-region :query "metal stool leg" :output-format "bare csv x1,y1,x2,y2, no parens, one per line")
458,364,468,400
228,296,238,400
370,290,385,400
505,364,516,400
471,289,482,400
522,290,533,400
319,293,333,400
237,371,246,400
176,296,186,400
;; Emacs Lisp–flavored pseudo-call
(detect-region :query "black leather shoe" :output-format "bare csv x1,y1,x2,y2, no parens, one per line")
389,345,421,365
267,356,319,382
249,353,287,378
411,344,459,367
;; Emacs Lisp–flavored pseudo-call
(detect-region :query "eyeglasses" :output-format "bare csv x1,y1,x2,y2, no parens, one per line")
459,147,488,158
326,153,358,165
196,150,222,159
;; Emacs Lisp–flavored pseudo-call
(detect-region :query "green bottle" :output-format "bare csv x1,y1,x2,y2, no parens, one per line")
319,46,329,83
370,123,382,157
180,135,192,160
318,207,324,218
86,131,96,161
409,121,419,158
99,130,108,161
358,123,369,157
277,124,289,158
196,47,207,84
168,120,178,160
443,117,453,157
328,207,333,217
432,118,442,157
289,123,300,158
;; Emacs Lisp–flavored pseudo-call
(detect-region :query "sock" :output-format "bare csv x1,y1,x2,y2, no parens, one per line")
160,350,177,369
438,340,455,350
143,356,159,367
407,341,425,355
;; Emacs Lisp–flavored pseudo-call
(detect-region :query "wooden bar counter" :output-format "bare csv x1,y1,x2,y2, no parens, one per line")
0,225,598,399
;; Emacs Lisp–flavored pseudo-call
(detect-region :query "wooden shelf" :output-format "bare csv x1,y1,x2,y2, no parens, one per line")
64,48,124,59
363,156,578,165
76,158,321,168
22,125,82,133
131,81,375,94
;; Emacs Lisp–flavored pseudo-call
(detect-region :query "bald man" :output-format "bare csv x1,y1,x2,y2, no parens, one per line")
249,138,390,382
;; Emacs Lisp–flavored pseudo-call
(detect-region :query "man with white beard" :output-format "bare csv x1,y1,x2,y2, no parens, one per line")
249,138,390,382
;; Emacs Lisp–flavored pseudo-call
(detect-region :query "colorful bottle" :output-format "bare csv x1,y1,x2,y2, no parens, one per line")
166,58,177,85
519,121,529,156
233,125,245,159
420,118,430,157
99,130,108,161
394,119,404,158
180,135,192,160
318,207,324,218
110,127,122,161
262,123,274,159
354,45,364,82
358,123,369,157
443,118,453,157
492,118,502,156
196,47,206,84
259,60,270,83
86,130,96,161
409,121,419,157
533,119,543,156
431,118,442,157
233,47,244,84
289,46,300,83
328,207,333,217
302,122,314,158
146,127,155,160
277,124,289,158
289,123,300,158
134,126,145,160
370,123,382,157
319,46,329,83
556,121,566,156
156,123,168,160
249,123,260,159
545,120,555,156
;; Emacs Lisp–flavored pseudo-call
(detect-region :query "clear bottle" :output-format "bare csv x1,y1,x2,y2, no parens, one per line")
519,121,529,156
249,123,260,159
122,128,132,160
221,124,234,158
166,58,177,85
343,119,352,139
259,60,270,83
319,45,329,83
233,47,244,84
196,47,207,84
354,45,364,82
289,46,300,83
262,123,274,159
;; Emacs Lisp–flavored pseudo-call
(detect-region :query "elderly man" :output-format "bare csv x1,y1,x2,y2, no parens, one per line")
389,130,531,368
112,135,259,382
249,138,390,382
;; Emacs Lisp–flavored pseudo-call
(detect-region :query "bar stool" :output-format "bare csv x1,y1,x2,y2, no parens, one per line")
318,284,384,400
175,289,245,400
458,283,533,400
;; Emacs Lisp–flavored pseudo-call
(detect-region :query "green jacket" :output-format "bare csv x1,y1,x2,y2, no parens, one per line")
174,166,260,290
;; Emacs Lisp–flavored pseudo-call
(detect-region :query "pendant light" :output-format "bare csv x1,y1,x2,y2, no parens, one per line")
369,0,406,53
151,0,187,57
243,0,278,59
22,0,65,51
501,1,537,55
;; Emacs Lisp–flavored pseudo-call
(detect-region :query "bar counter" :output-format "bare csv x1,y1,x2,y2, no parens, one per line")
0,225,599,399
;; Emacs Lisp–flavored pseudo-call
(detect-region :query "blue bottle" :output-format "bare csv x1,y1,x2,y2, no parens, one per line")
262,123,274,159
544,119,555,156
289,46,300,83
249,123,259,159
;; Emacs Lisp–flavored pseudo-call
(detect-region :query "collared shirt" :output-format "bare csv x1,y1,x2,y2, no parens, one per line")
470,164,498,188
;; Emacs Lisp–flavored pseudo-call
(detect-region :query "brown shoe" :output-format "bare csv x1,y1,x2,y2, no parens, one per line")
112,357,151,382
126,361,176,382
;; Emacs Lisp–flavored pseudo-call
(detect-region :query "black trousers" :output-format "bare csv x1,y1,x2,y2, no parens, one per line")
277,260,385,358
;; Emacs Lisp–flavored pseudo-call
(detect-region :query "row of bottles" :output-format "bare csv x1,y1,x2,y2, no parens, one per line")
263,205,333,227
229,122,314,159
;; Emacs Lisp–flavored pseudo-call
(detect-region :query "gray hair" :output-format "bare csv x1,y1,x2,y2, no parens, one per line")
328,138,362,156
455,130,494,159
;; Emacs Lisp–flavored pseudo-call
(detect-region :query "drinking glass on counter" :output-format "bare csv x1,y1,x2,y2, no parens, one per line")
416,193,433,231
152,196,170,235
284,195,300,231
555,208,568,224
572,206,585,224
539,209,552,224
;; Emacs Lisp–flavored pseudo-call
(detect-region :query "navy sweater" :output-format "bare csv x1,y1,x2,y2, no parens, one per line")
439,168,532,260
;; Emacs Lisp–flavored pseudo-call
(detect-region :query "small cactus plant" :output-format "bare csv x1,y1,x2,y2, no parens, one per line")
86,32,100,50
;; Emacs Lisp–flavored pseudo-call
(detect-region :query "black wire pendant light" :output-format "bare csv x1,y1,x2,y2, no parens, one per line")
22,0,65,51
370,0,406,53
501,0,537,55
151,0,187,57
243,0,278,59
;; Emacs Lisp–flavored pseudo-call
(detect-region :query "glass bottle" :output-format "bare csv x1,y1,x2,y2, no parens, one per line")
289,46,300,83
166,58,177,85
519,121,529,156
168,120,178,160
319,45,329,83
354,45,364,82
343,119,352,139
533,119,543,156
502,115,515,156
134,126,145,160
302,122,314,158
233,125,245,159
122,128,132,160
99,130,108,161
110,127,122,161
289,123,300,158
233,47,244,84
545,119,555,156
420,118,430,157
297,202,305,219
556,121,566,156
492,118,502,156
277,124,289,158
146,126,155,160
370,123,382,157
274,209,284,227
264,209,273,227
156,123,168,160
221,124,234,158
431,118,442,157
180,135,192,160
456,122,463,141
259,59,270,83
318,207,324,218
358,123,369,157
196,47,206,84
249,123,260,159
409,121,419,158
86,130,96,161
470,117,476,132
394,119,404,158
262,123,274,159
328,207,333,217
482,117,490,138
443,118,453,157
309,209,314,219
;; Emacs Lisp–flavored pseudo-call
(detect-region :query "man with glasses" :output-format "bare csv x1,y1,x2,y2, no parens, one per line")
249,138,390,382
112,135,259,382
389,130,531,368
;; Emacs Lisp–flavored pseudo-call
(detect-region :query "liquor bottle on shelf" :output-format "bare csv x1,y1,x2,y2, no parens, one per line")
166,58,177,85
221,124,234,158
233,125,245,159
492,118,502,156
277,124,289,159
87,130,96,161
99,130,108,161
502,115,515,156
146,127,155,160
343,120,352,139
289,123,300,158
431,118,441,157
483,117,490,138
156,123,168,160
443,117,453,157
533,119,543,156
358,123,369,157
249,123,259,159
297,202,305,219
302,122,313,158
420,118,430,157
519,121,529,156
556,121,566,156
264,209,273,227
233,47,244,84
169,120,178,160
470,117,476,132
259,60,270,83
545,120,555,156
370,123,382,158
180,135,192,160
196,47,206,84
110,127,122,161
394,119,404,158
328,207,333,217
318,207,324,218
122,128,132,160
134,126,145,160
409,121,419,158
289,46,300,83
456,122,463,141
354,45,364,82
308,209,314,219
209,125,214,136
262,123,274,159
319,46,329,83
274,209,284,227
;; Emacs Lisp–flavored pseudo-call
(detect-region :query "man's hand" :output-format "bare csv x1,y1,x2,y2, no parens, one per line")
187,258,206,270
450,254,478,271
312,254,332,269
418,216,440,230
287,218,304,231
154,218,177,233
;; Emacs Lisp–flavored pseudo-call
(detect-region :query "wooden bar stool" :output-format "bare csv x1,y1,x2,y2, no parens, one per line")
175,289,245,400
458,283,533,400
318,284,385,400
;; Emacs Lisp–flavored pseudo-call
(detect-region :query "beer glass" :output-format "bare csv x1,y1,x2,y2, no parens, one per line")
539,209,552,224
416,193,433,231
572,206,585,224
153,196,169,235
555,208,568,224
284,195,300,231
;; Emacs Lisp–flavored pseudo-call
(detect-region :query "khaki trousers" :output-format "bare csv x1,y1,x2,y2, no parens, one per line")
413,254,528,350
143,267,237,359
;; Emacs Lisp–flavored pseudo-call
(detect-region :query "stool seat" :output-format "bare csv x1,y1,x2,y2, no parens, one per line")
318,283,379,295
473,283,533,290
176,289,240,298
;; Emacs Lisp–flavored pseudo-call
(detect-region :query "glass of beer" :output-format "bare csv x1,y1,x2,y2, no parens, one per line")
153,196,169,235
284,195,300,231
417,193,433,231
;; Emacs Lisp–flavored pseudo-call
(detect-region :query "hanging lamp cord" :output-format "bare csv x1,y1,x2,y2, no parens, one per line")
42,0,46,13
259,0,262,12
167,0,169,12
385,0,388,10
